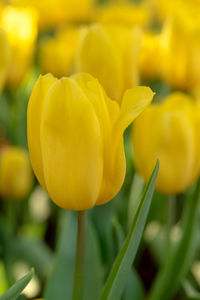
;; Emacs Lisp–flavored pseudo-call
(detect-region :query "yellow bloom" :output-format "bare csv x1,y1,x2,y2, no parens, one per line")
76,24,142,103
160,16,200,90
132,92,200,194
0,146,33,199
39,27,79,78
0,27,10,94
144,0,200,24
27,72,154,210
1,6,38,87
139,32,163,80
93,3,150,28
11,0,95,30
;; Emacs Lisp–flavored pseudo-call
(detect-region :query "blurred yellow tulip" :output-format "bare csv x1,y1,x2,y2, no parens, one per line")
0,27,10,94
144,0,200,24
0,146,33,199
39,27,79,78
27,72,154,210
77,24,142,103
160,17,200,90
11,0,95,30
1,6,38,87
93,3,150,28
139,32,163,80
132,92,200,194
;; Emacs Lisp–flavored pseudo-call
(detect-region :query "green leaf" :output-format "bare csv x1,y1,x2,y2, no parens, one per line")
0,269,33,300
12,238,53,280
182,280,200,300
128,173,144,227
148,179,200,300
123,269,145,300
43,212,77,300
111,217,145,300
44,211,104,300
99,161,159,300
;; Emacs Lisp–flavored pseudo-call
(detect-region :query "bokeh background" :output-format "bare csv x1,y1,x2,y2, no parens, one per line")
0,0,200,299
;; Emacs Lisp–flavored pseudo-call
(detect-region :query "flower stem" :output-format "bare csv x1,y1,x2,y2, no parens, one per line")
72,210,87,300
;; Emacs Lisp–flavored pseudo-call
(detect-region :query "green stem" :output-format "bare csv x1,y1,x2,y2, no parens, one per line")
72,211,87,300
166,195,176,254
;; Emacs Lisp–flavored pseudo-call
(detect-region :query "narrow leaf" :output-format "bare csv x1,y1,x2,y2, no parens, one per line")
99,161,159,300
0,269,34,300
44,211,104,300
182,280,200,300
148,179,200,300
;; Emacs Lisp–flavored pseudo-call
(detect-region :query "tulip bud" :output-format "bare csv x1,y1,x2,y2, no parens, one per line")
1,6,38,87
0,146,33,199
27,72,154,210
132,92,200,194
76,24,142,103
39,27,79,78
160,16,200,90
11,0,95,30
139,32,163,80
93,3,150,28
0,28,10,94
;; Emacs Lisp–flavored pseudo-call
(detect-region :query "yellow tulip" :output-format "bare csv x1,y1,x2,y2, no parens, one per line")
76,24,142,103
11,0,95,30
1,6,38,87
132,92,200,194
0,146,33,199
160,16,200,90
39,27,79,78
93,3,150,28
27,72,154,210
139,32,163,80
0,27,10,94
144,0,200,24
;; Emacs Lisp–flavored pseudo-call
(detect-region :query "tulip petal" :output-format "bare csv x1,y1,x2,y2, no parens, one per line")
96,138,126,205
113,86,154,151
41,78,103,210
27,74,57,190
95,86,154,205
77,24,123,101
73,72,124,206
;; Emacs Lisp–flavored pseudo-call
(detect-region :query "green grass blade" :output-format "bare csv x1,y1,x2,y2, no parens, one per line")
99,161,159,300
0,269,34,300
148,178,200,300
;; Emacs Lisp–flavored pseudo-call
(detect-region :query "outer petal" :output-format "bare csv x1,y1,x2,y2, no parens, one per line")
96,86,154,205
40,77,103,210
72,73,123,206
27,74,57,190
96,138,126,205
113,86,154,151
76,24,123,102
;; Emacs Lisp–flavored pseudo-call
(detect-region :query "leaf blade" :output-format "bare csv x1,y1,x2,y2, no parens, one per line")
99,161,159,300
0,269,34,300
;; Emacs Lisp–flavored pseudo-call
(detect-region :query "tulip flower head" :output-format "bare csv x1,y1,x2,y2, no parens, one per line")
0,146,33,199
139,32,163,80
160,16,200,90
77,24,142,103
93,3,150,28
132,92,200,194
1,6,38,87
39,27,79,78
11,0,95,30
27,72,154,210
